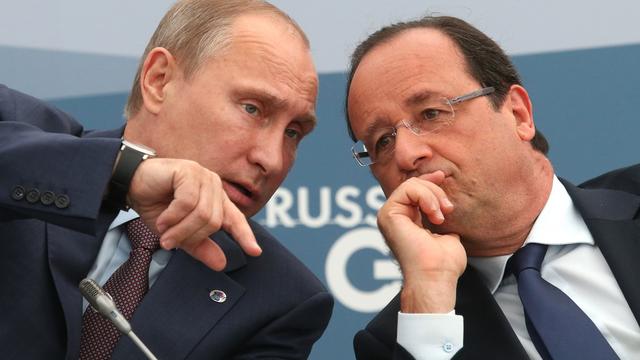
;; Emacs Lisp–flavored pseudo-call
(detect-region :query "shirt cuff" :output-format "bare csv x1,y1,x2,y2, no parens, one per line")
397,311,463,360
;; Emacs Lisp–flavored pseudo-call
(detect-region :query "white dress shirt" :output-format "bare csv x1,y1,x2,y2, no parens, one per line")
397,176,640,359
82,210,172,312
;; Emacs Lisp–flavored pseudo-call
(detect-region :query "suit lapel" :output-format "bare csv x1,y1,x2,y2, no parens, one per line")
563,181,640,324
454,268,529,359
47,210,118,360
111,231,248,359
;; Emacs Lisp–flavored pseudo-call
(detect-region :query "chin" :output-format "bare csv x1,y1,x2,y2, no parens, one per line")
243,202,265,218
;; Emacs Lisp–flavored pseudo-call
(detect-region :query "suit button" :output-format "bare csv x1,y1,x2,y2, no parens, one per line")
41,191,56,206
55,194,70,209
11,185,26,201
26,188,41,203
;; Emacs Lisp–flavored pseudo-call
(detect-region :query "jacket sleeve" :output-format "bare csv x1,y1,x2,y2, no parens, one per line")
354,328,416,360
580,164,640,196
0,84,121,235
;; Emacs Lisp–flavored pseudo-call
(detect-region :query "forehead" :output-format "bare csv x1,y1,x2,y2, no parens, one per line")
229,13,317,86
348,28,478,127
230,13,308,57
203,13,318,110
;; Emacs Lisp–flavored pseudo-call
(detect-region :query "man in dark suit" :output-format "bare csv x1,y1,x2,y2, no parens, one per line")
0,0,332,359
344,15,640,359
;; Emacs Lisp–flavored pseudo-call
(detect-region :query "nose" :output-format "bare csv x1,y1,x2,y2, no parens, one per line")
248,129,286,175
392,126,432,171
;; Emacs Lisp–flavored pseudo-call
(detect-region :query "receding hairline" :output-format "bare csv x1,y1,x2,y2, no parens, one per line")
124,0,309,119
350,27,470,90
173,9,311,80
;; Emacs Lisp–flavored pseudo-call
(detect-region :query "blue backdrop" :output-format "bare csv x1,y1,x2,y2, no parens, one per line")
36,42,640,359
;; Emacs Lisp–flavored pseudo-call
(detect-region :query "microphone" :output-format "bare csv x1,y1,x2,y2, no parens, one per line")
79,278,158,360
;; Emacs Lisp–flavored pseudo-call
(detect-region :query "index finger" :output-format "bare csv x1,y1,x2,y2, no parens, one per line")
221,193,262,257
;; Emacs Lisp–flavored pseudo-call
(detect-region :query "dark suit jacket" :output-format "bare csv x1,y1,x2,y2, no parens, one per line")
581,164,640,195
0,85,333,359
353,179,640,360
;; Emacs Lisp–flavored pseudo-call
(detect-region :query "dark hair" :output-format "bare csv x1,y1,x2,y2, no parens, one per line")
345,15,549,154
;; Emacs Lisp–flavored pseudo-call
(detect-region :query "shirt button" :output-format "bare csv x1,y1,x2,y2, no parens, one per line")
443,342,454,353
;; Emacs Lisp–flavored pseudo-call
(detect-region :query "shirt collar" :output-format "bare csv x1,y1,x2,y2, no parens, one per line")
107,209,140,231
468,175,595,293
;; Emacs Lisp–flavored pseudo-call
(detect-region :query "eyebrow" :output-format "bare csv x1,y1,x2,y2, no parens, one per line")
404,89,440,107
236,87,317,128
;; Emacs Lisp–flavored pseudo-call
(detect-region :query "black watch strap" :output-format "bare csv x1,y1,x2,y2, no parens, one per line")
108,140,155,209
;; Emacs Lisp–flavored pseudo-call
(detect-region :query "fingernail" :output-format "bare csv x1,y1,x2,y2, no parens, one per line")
161,239,173,249
436,210,444,222
157,223,167,233
444,198,454,208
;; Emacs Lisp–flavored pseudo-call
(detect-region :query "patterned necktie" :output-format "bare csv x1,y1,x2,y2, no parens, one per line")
508,243,619,360
79,218,161,359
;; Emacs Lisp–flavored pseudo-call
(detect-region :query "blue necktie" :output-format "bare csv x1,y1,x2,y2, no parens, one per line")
508,243,619,360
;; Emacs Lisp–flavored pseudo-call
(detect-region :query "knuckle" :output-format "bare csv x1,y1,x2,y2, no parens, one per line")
195,206,212,222
209,171,221,183
209,216,223,231
208,172,222,190
174,197,197,212
180,159,201,174
404,177,418,188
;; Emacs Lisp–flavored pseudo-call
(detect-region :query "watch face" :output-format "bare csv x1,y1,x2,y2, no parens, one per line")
122,139,156,156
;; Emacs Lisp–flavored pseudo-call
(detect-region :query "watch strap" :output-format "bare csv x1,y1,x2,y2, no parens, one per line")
108,142,153,209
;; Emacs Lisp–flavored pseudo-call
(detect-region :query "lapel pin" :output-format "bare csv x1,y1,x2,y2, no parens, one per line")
209,289,227,303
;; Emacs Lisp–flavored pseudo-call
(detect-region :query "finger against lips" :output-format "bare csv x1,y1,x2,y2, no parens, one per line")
418,170,446,184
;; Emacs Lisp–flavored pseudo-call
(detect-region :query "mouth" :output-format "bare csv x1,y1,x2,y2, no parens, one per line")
229,181,253,198
222,180,259,211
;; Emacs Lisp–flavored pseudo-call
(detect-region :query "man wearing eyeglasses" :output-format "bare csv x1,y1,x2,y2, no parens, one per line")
346,16,640,360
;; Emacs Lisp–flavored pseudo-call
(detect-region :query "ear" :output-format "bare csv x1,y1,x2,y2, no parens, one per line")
506,85,536,141
139,47,179,115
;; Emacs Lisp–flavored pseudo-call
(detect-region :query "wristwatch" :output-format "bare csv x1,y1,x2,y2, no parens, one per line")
109,139,156,209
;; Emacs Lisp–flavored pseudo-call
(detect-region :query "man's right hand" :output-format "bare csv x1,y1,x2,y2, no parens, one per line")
126,158,262,271
377,171,467,314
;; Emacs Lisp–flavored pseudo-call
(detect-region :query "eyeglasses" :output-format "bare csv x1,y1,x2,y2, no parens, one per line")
351,87,495,167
